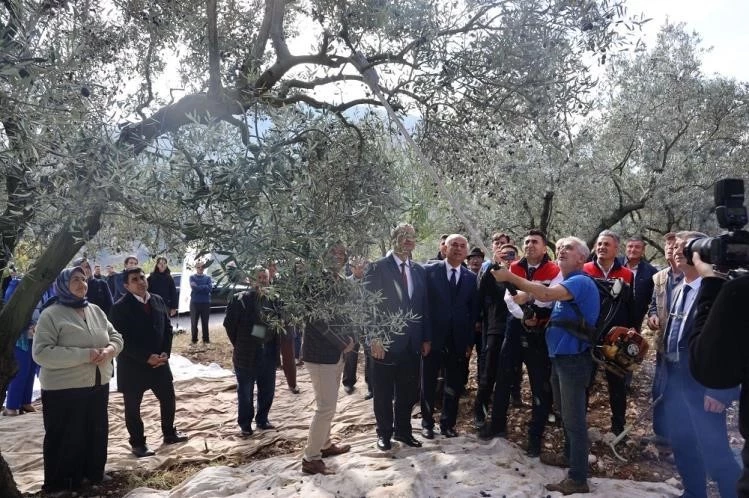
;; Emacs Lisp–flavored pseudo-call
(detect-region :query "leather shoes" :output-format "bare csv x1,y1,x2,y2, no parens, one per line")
320,443,351,458
256,422,275,430
421,427,434,440
441,427,458,438
394,434,422,447
376,437,392,451
131,445,155,458
163,431,188,444
302,458,335,475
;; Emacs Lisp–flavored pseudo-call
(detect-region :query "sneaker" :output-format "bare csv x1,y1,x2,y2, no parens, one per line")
256,422,275,430
163,431,189,444
241,427,253,437
364,391,373,400
343,385,354,395
2,408,19,416
21,404,36,413
545,478,590,495
289,386,300,394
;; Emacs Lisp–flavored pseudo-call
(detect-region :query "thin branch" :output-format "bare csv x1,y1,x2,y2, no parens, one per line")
207,0,221,96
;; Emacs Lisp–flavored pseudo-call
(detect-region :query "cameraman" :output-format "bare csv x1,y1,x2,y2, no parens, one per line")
689,252,749,497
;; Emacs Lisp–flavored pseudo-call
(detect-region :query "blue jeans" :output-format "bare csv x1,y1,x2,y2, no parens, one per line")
235,342,277,430
550,351,593,483
664,361,741,498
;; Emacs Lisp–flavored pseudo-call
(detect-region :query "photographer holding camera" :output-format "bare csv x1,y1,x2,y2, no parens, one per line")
686,177,749,497
689,252,749,497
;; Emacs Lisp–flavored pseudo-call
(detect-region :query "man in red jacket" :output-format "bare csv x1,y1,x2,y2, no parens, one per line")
583,230,637,436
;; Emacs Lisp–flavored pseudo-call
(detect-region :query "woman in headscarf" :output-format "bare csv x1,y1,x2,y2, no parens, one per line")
147,257,179,317
32,266,123,494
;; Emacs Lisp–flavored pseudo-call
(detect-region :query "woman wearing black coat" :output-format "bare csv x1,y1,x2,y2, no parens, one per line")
147,257,179,316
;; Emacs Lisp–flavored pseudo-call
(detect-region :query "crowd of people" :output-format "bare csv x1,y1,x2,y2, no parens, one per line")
0,223,744,497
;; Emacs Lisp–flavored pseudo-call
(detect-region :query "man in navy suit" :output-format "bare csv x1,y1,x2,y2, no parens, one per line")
366,223,430,450
662,232,740,498
421,234,479,438
109,268,188,458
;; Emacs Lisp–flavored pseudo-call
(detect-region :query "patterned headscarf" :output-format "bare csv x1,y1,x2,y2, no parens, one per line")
54,267,89,308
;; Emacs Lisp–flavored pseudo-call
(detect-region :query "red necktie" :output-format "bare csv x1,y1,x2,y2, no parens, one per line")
400,262,409,297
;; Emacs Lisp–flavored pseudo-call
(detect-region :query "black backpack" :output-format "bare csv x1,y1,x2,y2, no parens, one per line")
548,276,631,344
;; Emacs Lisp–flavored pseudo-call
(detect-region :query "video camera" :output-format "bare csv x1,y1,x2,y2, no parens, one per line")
685,178,749,273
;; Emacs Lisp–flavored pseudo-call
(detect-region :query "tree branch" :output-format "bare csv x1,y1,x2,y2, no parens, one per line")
207,0,221,96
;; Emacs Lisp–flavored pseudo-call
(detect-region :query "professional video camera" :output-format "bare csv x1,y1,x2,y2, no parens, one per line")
685,178,749,274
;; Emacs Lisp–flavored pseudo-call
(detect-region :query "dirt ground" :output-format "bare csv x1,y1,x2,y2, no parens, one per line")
24,323,741,497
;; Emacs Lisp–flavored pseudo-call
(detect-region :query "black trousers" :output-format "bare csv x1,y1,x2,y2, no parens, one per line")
342,343,371,391
41,384,110,492
421,347,466,430
371,350,420,439
490,320,551,439
122,374,177,447
474,333,503,421
190,301,211,343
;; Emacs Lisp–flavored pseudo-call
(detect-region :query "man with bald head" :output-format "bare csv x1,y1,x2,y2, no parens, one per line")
421,234,478,439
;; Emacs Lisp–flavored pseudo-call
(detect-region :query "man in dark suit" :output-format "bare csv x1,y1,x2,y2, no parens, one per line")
421,233,479,438
365,223,429,450
620,235,658,330
109,268,188,458
661,232,740,498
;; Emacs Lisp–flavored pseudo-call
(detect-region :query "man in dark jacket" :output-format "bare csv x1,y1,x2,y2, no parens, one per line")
620,235,658,329
301,243,355,476
109,268,188,458
422,234,479,439
690,252,749,498
656,232,741,498
365,223,429,451
73,257,113,314
224,268,279,436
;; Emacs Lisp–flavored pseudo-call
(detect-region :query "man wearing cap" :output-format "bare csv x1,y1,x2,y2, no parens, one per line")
466,247,485,275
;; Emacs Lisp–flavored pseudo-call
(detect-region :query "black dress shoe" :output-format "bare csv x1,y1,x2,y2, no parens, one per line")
377,437,392,451
441,427,458,438
256,422,276,430
394,434,422,447
163,431,189,444
421,427,435,440
131,445,155,458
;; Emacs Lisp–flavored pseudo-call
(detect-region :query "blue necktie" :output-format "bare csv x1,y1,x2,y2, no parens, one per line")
667,285,691,354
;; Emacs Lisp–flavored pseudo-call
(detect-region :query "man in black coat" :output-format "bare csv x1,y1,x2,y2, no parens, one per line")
224,270,280,436
73,257,114,314
365,223,429,451
620,235,658,329
109,268,188,458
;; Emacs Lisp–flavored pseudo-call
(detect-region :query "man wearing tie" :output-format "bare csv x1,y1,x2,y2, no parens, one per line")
662,231,740,498
422,234,479,438
366,223,429,450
